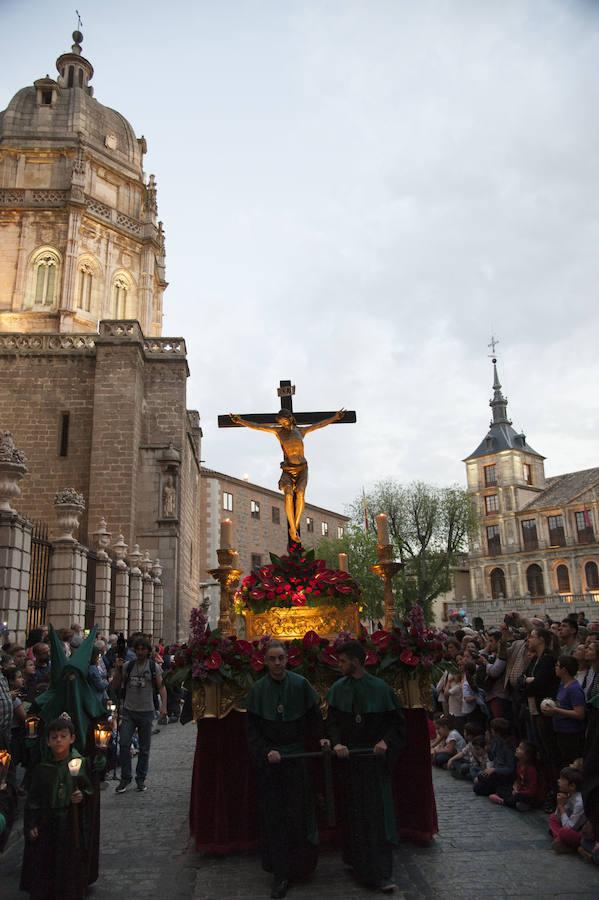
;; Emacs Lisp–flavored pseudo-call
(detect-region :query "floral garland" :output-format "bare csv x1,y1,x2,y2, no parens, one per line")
169,604,448,693
235,541,361,613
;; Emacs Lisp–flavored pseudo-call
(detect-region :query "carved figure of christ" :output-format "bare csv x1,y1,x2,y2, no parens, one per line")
219,381,356,544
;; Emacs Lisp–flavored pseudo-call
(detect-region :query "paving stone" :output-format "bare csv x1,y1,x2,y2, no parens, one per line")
2,726,599,899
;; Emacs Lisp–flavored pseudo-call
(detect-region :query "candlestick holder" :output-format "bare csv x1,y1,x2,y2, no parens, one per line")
371,543,404,631
25,714,40,739
208,547,242,636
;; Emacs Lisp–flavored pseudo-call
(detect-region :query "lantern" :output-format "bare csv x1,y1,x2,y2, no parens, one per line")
25,714,40,738
94,723,111,750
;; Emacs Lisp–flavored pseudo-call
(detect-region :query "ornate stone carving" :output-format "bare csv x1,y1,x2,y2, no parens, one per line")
151,558,162,581
0,334,96,353
112,533,128,569
128,543,142,574
86,197,111,221
0,432,28,513
53,488,85,541
243,604,360,642
91,517,111,560
115,212,142,235
143,338,185,355
161,474,177,518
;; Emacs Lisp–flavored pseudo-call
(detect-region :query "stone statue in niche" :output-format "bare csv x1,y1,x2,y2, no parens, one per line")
162,474,177,518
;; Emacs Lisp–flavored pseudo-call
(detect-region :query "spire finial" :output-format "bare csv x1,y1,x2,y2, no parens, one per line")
488,334,499,356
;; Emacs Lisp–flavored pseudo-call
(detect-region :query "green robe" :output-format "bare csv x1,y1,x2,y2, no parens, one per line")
247,671,322,882
20,749,96,900
327,673,406,888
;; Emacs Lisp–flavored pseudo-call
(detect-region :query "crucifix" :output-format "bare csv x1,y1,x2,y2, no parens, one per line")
219,380,356,544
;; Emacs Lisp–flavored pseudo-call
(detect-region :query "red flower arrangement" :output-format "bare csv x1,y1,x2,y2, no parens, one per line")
236,542,361,613
167,603,447,694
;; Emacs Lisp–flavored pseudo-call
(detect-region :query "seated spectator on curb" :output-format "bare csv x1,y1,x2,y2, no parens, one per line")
447,725,487,781
489,741,541,810
549,767,585,853
431,715,466,768
473,718,515,796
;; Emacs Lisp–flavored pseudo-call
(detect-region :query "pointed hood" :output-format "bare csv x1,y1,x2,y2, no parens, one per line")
34,625,106,755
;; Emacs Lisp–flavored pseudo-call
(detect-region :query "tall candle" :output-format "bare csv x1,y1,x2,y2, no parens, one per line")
338,552,348,572
220,518,233,550
376,513,390,546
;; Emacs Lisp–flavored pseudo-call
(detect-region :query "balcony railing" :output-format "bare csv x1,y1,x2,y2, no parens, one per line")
465,592,599,627
577,528,595,545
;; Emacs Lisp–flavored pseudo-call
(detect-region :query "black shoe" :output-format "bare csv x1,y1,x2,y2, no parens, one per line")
152,726,160,735
115,779,131,794
380,883,397,893
270,877,288,899
136,780,147,792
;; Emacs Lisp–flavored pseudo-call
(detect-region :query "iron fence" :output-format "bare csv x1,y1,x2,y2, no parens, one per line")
27,522,52,633
84,550,97,629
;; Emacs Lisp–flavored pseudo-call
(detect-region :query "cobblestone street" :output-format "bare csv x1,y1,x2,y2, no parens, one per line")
2,723,598,899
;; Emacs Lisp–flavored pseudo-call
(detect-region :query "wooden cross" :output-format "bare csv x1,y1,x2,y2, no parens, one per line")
218,380,357,429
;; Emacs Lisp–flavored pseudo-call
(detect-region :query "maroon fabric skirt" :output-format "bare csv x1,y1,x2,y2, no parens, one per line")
189,708,438,855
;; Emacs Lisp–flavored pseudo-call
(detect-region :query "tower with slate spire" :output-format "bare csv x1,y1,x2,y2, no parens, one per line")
0,29,166,335
464,350,547,601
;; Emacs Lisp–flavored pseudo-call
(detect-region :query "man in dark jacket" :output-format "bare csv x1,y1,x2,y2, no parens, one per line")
327,640,406,893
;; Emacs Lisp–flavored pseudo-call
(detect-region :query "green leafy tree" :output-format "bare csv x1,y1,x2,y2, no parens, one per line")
316,525,384,622
349,480,476,622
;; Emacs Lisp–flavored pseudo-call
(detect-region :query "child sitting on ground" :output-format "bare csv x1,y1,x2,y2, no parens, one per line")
473,717,515,796
431,715,466,768
549,766,586,854
489,741,541,810
447,722,487,780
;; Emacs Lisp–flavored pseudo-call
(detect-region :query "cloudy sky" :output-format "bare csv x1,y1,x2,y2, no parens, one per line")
2,0,599,514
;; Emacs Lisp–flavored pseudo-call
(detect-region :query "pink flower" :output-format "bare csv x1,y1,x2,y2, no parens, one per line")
250,652,265,672
234,640,253,657
371,630,391,652
364,651,379,667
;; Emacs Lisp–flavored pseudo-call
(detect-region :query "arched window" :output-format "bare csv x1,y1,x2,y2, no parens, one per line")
76,259,99,313
112,274,130,319
26,248,60,308
556,564,571,594
585,561,599,591
526,564,545,598
490,567,506,600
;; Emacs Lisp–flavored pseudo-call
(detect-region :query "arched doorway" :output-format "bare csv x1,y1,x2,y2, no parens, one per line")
585,561,599,591
490,567,506,599
556,564,570,594
526,564,545,597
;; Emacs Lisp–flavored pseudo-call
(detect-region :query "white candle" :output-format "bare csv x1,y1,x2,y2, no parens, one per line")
220,518,233,550
376,513,390,546
338,552,348,572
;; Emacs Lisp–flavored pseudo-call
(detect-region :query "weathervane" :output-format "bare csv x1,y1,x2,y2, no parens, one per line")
488,334,499,357
75,9,83,30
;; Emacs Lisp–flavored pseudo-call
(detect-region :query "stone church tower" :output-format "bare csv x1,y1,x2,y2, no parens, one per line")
0,30,165,335
0,32,200,641
464,357,547,601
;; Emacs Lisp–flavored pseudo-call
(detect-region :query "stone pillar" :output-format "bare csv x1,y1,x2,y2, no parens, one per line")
141,550,154,637
112,534,129,635
91,518,112,635
0,433,31,643
47,489,87,629
128,544,143,634
152,559,163,640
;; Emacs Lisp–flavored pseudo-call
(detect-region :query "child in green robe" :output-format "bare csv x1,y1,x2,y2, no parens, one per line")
20,714,94,900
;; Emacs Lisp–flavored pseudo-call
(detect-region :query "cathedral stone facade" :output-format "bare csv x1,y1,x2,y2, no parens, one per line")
465,359,599,624
0,31,165,335
0,32,199,640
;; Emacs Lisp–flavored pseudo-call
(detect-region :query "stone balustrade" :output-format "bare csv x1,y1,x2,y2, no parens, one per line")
466,592,599,626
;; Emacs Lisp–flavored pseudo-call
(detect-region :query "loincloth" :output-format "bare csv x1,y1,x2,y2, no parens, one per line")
278,461,308,493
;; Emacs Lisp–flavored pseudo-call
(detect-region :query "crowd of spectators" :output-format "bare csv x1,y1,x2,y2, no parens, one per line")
0,624,182,799
431,610,599,865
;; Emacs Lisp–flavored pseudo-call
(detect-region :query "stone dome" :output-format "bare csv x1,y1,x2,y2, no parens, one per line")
0,31,144,175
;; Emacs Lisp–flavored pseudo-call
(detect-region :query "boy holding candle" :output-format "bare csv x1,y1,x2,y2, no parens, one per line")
20,713,95,900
